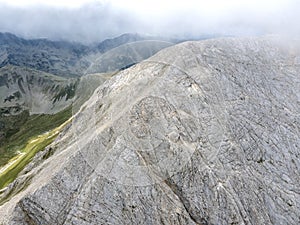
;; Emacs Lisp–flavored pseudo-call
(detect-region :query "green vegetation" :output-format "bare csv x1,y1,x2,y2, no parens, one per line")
0,112,71,190
0,129,56,189
0,109,29,142
0,106,72,167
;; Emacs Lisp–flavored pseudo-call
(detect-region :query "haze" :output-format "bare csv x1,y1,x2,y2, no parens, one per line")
0,0,299,43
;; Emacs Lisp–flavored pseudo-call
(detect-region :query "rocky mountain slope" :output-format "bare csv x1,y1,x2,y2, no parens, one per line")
0,32,172,169
0,36,299,224
0,65,77,115
0,33,89,77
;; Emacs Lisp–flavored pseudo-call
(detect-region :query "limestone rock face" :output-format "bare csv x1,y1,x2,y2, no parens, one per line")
0,36,299,225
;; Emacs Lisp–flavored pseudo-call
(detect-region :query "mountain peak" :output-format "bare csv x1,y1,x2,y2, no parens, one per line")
0,36,299,224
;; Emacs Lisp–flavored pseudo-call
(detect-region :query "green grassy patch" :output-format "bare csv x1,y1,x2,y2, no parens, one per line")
0,117,71,190
0,106,72,167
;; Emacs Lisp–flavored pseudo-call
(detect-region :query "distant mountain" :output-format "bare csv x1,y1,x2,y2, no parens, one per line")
0,32,173,77
96,33,146,53
0,33,90,77
0,65,77,115
86,40,173,74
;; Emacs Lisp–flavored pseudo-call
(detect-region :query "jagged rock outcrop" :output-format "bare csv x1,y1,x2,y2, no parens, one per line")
0,36,299,225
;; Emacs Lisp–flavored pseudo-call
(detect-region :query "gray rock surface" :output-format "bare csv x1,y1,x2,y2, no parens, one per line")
0,36,299,225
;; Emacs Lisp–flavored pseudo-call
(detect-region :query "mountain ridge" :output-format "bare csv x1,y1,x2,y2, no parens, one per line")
0,36,299,224
0,32,168,77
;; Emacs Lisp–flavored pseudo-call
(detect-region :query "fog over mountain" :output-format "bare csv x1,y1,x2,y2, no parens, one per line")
0,0,299,43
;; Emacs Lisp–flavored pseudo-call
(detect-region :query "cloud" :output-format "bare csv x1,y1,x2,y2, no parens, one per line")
0,0,97,8
0,2,139,43
0,0,299,43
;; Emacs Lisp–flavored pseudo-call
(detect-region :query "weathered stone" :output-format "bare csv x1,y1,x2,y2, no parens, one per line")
0,36,299,225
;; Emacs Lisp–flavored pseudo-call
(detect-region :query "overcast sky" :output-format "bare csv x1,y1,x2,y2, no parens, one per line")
0,0,299,43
